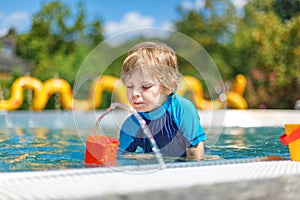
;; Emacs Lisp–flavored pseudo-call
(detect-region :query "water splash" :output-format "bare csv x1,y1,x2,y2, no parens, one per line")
91,102,166,169
54,72,61,110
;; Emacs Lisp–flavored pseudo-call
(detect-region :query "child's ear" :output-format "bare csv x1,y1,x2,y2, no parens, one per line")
164,88,172,95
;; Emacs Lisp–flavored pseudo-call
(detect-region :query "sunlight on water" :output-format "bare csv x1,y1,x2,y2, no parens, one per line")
210,127,289,159
0,125,289,172
0,127,84,172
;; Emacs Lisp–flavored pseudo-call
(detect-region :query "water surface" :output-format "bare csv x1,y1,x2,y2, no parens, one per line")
0,126,289,172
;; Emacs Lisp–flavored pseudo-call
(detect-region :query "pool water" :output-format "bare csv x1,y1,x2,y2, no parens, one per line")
0,126,289,172
0,128,84,172
210,127,289,159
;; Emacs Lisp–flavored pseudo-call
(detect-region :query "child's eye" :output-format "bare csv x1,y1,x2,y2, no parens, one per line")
142,85,152,89
126,85,133,89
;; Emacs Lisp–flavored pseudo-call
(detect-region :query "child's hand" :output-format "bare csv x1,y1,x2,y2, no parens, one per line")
186,142,205,161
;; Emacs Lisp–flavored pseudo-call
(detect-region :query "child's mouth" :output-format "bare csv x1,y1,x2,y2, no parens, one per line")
133,102,143,106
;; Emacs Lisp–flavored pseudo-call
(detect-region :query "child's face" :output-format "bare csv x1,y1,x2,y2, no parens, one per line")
124,68,168,112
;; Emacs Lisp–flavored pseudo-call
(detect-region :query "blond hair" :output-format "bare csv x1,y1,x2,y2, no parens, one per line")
121,42,180,93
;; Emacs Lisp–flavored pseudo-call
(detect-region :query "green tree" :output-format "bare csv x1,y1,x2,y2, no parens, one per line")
273,0,300,21
174,0,300,108
16,1,104,83
231,0,300,108
175,0,238,78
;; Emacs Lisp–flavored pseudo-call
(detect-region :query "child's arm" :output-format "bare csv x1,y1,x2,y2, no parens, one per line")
186,141,204,161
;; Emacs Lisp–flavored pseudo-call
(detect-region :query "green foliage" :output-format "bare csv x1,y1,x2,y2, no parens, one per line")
175,0,238,79
273,0,300,21
231,0,300,108
16,1,104,82
175,0,300,108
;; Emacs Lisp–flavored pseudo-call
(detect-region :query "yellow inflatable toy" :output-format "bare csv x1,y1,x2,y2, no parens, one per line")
177,76,223,110
226,74,248,109
0,74,247,111
177,74,248,109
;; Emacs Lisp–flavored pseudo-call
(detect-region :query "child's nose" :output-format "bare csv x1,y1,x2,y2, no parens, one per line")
132,87,141,97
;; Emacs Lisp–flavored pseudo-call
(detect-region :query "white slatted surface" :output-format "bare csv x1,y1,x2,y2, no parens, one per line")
1,160,300,199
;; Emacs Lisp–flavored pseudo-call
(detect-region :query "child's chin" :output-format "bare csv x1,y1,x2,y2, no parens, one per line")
134,106,148,112
135,108,146,112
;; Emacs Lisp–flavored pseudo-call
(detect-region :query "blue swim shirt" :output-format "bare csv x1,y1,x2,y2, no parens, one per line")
119,93,206,157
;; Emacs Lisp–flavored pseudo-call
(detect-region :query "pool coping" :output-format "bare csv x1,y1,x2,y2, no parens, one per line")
1,159,300,199
1,109,299,129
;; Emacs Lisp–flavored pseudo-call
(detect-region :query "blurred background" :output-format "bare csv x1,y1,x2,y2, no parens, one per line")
0,0,299,109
